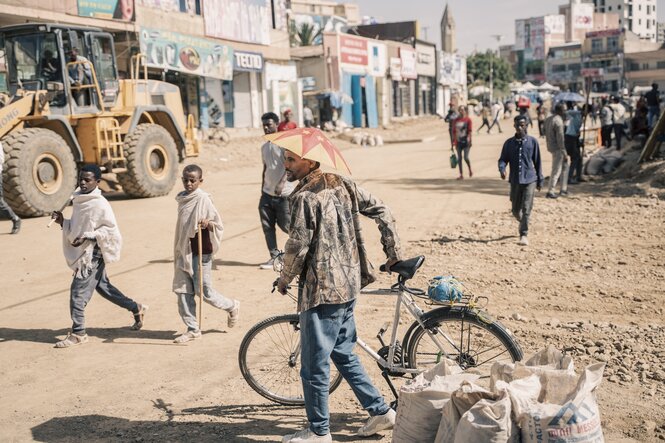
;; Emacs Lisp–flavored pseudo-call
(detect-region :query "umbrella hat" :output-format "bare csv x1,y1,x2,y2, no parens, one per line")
264,127,352,175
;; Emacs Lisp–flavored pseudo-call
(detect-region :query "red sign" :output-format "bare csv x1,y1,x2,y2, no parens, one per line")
582,68,604,77
586,28,622,38
340,35,368,66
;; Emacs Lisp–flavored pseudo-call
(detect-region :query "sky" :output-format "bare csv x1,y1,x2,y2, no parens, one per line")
351,0,665,54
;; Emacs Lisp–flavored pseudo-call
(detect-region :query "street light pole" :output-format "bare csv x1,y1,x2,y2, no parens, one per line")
489,34,503,104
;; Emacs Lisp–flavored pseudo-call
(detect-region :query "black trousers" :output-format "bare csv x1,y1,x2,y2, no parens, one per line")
565,135,582,182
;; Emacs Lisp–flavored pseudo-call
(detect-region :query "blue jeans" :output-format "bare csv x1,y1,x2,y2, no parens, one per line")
300,299,389,435
648,106,660,130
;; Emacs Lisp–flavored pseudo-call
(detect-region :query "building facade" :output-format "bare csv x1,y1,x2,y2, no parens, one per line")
547,43,582,91
514,14,567,82
592,0,658,41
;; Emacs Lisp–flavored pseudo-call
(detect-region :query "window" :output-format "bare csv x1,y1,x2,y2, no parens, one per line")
643,63,650,70
619,19,622,24
657,61,665,69
608,5,612,10
647,5,650,14
591,38,604,53
618,4,622,9
607,36,619,50
639,4,642,11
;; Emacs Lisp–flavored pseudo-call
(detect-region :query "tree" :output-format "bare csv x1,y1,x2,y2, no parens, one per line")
466,50,514,96
289,22,322,47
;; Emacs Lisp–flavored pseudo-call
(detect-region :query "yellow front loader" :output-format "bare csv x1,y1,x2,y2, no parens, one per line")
0,23,200,216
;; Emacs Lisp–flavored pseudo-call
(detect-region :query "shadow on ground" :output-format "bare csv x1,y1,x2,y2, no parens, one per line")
31,404,385,442
0,327,179,345
365,177,509,197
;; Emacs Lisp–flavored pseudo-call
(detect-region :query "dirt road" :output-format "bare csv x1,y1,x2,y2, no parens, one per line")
1,119,663,442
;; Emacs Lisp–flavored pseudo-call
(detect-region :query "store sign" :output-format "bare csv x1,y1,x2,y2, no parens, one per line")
400,48,417,80
586,29,623,38
203,0,271,45
234,51,263,72
139,27,233,80
264,62,297,86
389,57,402,81
339,35,368,66
368,42,387,77
415,43,436,77
78,0,135,21
300,76,316,91
572,3,594,30
582,68,604,77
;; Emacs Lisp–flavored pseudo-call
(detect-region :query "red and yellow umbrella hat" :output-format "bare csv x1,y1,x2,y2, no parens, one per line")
263,127,352,175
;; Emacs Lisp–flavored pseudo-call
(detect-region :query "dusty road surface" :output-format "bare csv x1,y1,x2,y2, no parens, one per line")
1,118,664,442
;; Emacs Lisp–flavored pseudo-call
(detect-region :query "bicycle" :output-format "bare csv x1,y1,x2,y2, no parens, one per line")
238,255,523,406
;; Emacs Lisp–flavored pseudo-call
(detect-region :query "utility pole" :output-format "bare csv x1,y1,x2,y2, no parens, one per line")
422,26,429,41
489,34,503,104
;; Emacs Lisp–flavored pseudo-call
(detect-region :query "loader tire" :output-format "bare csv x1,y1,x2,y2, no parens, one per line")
118,124,178,198
2,128,77,217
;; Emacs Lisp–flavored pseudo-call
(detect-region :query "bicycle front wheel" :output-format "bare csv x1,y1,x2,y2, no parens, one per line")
238,314,344,406
406,307,522,381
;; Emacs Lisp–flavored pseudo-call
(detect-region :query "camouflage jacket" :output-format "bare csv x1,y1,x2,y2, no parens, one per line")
278,169,402,312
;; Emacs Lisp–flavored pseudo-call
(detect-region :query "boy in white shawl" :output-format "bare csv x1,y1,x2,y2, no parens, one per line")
51,165,147,348
173,164,239,344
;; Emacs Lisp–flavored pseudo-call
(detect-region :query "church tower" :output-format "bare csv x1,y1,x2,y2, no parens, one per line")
440,3,456,53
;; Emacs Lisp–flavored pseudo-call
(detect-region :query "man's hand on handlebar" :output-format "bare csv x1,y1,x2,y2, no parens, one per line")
274,278,289,295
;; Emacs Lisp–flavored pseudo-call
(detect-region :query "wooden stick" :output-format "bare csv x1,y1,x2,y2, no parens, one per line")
47,191,77,228
197,222,204,331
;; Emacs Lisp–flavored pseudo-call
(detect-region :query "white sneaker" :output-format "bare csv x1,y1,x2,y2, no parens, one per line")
519,235,529,246
282,427,332,442
259,258,275,270
357,408,396,437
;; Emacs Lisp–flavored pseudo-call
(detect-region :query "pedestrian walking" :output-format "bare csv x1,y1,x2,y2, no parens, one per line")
645,83,661,132
444,104,459,149
277,150,402,442
488,101,503,134
536,101,546,138
278,109,297,132
303,105,314,128
476,102,491,134
565,102,583,184
172,164,239,344
0,141,21,234
600,98,614,148
258,112,294,270
610,96,626,150
544,103,569,198
50,165,147,348
498,115,543,247
452,105,473,179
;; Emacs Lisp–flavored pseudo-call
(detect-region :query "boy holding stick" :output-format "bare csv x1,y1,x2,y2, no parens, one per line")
173,164,239,344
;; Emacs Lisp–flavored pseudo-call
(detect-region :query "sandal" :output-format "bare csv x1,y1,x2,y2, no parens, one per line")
55,333,88,348
228,301,240,328
174,330,202,344
131,304,149,331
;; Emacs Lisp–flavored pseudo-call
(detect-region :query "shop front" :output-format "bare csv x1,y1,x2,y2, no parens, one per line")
415,41,436,115
397,46,417,117
264,61,300,123
232,50,264,128
335,34,384,128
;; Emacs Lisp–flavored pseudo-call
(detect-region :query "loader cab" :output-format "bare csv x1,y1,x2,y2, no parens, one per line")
1,24,119,114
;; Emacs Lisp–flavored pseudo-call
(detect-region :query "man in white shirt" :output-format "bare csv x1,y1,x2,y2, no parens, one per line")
610,96,626,150
258,112,295,269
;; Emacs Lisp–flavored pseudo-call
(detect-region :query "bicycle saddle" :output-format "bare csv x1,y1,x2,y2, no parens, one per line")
381,256,425,280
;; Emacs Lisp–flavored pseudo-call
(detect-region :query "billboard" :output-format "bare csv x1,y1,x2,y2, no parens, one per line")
139,28,233,80
368,42,387,77
545,15,565,35
78,0,135,21
515,19,526,51
292,14,347,46
572,3,594,30
203,0,271,45
438,52,466,86
400,48,417,80
137,0,199,14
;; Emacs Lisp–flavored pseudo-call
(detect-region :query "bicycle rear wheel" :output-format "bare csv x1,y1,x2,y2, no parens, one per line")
238,314,344,406
406,307,522,381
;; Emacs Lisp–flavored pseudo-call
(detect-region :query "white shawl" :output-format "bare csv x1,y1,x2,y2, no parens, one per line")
173,188,224,294
62,188,122,278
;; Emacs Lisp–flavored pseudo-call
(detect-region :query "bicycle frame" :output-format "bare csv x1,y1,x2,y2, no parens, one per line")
356,284,457,376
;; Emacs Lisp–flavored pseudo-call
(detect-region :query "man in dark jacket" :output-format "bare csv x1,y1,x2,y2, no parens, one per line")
498,115,543,247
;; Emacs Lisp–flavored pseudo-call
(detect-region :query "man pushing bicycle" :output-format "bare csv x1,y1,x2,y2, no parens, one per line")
276,148,402,443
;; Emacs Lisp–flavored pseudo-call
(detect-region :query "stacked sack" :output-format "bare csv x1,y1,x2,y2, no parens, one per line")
392,345,606,443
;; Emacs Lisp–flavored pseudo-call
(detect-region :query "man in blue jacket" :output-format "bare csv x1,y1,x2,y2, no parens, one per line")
498,115,543,246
